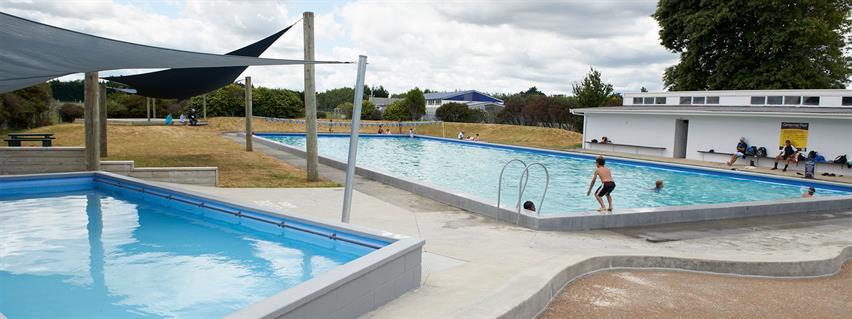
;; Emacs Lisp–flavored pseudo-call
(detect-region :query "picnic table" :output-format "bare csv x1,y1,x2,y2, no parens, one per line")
5,133,55,147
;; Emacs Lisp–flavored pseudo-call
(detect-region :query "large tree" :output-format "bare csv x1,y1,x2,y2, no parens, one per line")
654,0,852,90
572,67,614,107
403,88,426,120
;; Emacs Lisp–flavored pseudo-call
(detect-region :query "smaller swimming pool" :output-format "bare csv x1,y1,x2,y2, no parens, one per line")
0,172,422,319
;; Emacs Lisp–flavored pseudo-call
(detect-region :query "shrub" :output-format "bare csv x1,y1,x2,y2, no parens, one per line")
58,103,84,123
317,111,327,119
370,109,383,120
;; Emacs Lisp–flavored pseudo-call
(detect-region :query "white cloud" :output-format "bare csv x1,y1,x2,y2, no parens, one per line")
2,0,677,95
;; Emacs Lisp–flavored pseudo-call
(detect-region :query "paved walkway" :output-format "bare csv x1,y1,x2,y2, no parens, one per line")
171,135,852,318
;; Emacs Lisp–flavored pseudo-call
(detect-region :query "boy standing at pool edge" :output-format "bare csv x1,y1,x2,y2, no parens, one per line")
587,156,616,212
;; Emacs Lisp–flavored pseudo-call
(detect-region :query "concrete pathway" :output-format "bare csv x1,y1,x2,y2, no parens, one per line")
169,136,852,318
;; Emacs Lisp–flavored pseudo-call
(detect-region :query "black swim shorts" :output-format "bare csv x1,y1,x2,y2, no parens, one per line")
596,181,616,197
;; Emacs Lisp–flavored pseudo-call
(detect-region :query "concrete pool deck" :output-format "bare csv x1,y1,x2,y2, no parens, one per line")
171,136,852,318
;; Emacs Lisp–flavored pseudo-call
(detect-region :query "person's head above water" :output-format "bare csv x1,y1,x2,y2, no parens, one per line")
808,186,815,195
655,180,664,189
596,156,606,167
523,201,536,212
785,140,792,146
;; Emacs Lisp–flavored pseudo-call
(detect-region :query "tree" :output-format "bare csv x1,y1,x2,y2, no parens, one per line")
371,85,389,98
436,102,473,122
640,86,648,92
253,87,303,118
382,100,410,121
521,86,546,97
403,88,426,120
654,0,852,90
58,103,84,123
572,67,614,107
187,84,244,116
317,87,354,111
336,100,376,119
49,80,84,102
0,83,53,130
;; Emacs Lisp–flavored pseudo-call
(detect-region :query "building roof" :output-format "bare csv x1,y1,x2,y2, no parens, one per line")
625,89,852,98
571,106,852,119
424,90,503,103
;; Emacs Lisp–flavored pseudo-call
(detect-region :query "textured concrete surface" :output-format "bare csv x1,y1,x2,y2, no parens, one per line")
168,135,852,318
0,147,86,174
540,262,852,319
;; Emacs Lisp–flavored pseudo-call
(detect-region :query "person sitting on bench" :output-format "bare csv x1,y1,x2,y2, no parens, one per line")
726,137,748,166
772,140,799,172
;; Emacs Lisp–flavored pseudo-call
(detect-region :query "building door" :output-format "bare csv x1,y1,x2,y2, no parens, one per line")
673,119,689,158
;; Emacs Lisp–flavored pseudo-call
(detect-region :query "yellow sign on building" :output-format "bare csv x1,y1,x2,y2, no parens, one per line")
779,122,808,149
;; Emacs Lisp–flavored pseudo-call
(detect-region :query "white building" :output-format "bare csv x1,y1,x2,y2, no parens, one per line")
572,89,852,173
423,90,504,120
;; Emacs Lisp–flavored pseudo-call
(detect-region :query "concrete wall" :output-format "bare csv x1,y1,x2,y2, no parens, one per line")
0,147,86,174
583,113,677,157
101,160,218,186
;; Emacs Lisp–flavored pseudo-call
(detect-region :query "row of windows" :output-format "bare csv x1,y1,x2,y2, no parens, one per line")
427,99,442,105
843,97,852,106
679,96,720,105
750,96,820,106
632,97,666,104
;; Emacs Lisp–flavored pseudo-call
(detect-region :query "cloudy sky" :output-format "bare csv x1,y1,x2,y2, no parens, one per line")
1,0,676,95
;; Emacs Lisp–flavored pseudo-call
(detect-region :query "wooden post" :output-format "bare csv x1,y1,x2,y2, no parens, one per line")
203,94,207,119
152,99,157,119
146,97,150,122
84,72,100,170
303,11,319,181
245,76,253,152
98,83,108,157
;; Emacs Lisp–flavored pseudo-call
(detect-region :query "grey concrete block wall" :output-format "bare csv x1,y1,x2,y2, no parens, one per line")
101,160,218,186
0,147,86,174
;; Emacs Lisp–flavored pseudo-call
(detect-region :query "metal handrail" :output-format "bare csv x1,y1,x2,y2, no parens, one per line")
497,159,527,214
516,163,549,224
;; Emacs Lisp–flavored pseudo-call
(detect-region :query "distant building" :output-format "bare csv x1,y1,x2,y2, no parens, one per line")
572,89,852,173
423,90,504,120
369,97,403,112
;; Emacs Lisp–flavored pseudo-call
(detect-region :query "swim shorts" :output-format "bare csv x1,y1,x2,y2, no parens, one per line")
596,181,616,197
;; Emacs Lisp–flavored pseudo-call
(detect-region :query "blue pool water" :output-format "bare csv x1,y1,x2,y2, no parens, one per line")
0,177,376,319
260,134,852,214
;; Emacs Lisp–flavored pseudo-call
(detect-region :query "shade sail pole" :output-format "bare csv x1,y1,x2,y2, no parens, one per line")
245,76,253,152
84,72,100,170
341,55,368,223
304,11,319,181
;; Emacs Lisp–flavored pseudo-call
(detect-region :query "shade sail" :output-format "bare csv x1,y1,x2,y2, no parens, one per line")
103,25,293,99
0,13,345,93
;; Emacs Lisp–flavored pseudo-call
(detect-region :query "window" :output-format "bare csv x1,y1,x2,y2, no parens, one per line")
843,97,852,106
803,96,820,106
633,97,643,104
706,96,720,104
784,96,801,105
643,97,655,104
692,96,706,104
767,96,783,105
655,97,666,104
751,96,766,104
679,96,692,104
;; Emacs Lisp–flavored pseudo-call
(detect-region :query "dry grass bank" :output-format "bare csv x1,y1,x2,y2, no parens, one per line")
213,117,583,151
26,123,337,188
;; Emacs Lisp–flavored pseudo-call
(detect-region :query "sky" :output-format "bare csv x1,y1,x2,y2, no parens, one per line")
1,0,677,96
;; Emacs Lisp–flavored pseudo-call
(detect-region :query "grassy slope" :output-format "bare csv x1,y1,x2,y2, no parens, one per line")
25,118,581,187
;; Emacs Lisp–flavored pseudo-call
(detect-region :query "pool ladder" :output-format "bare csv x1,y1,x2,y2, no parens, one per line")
497,159,550,224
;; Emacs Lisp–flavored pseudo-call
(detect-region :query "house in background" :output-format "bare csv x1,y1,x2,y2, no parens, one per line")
369,96,403,112
572,89,852,174
423,90,504,120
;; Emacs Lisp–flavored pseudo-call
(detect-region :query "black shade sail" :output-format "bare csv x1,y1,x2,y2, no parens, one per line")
104,25,294,99
0,13,344,94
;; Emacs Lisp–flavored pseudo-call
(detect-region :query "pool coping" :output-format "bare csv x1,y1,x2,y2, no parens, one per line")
252,132,852,231
0,171,424,319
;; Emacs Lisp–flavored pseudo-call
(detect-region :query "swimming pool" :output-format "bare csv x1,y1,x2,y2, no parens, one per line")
0,173,422,319
259,134,852,216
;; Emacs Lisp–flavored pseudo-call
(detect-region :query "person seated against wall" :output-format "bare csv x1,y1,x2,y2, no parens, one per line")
772,140,799,172
600,136,611,144
473,133,480,142
726,137,748,166
377,125,384,134
458,131,465,140
178,113,186,125
522,200,536,212
801,186,816,198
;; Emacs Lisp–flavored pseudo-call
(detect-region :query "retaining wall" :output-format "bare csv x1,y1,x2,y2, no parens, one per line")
101,160,218,186
0,147,86,174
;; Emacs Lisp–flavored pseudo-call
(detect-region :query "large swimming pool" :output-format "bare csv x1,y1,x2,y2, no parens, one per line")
0,176,380,318
260,134,852,215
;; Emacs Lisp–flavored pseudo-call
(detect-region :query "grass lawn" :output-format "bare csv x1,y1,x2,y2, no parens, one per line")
23,117,581,187
26,123,338,188
212,117,583,150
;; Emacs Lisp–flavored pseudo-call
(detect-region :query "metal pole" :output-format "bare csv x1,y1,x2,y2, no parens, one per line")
84,72,100,170
245,76,253,152
304,11,319,181
203,94,207,119
341,55,368,223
